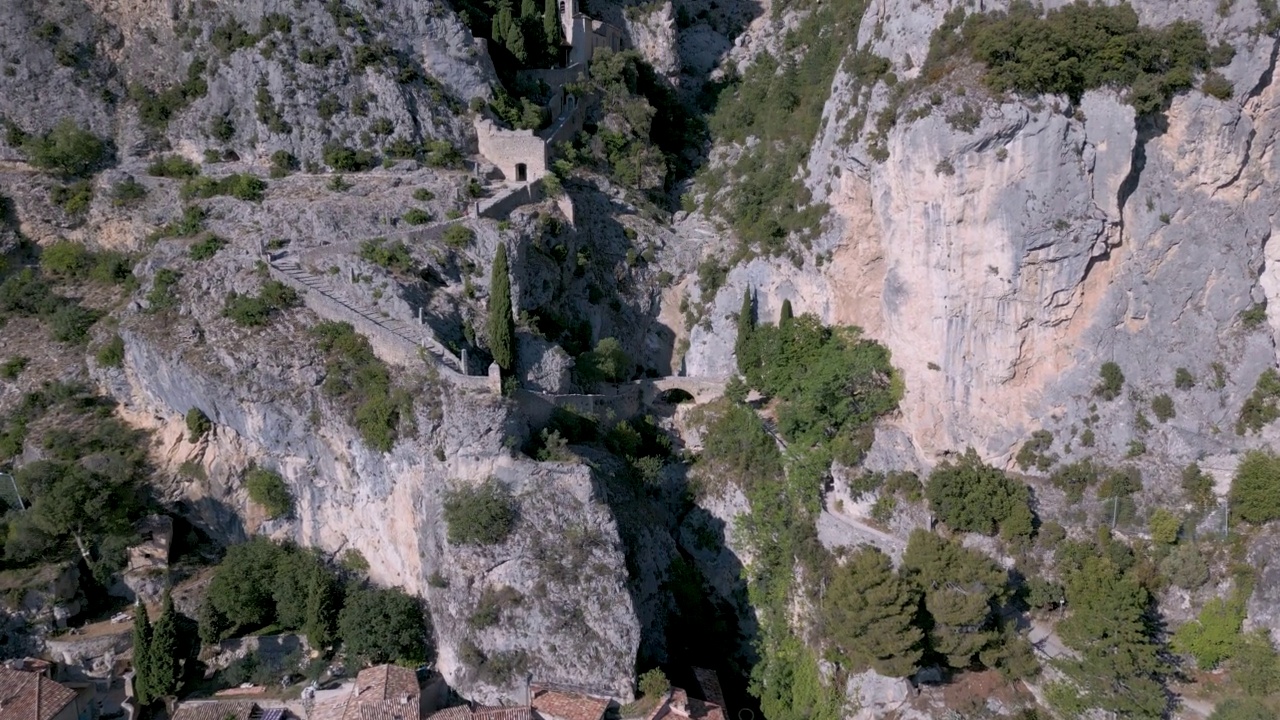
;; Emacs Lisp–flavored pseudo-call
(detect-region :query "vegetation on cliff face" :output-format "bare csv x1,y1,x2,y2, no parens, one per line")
310,321,413,452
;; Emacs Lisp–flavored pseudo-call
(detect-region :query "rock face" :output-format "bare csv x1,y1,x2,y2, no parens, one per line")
101,293,639,702
685,0,1280,478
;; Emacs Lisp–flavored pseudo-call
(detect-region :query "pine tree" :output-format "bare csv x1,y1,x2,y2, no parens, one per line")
543,0,561,57
900,530,1007,669
1054,556,1168,717
823,546,923,677
487,244,515,372
779,299,793,324
734,289,756,376
131,602,153,705
149,590,181,699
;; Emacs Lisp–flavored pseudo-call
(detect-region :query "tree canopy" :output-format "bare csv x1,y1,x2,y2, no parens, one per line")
901,530,1009,668
338,585,429,666
823,546,923,677
925,448,1033,538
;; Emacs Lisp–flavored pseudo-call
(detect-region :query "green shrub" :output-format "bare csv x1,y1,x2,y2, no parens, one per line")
131,61,210,131
1151,394,1175,423
269,150,297,178
209,115,235,142
1079,427,1095,447
1231,449,1280,524
1015,430,1056,471
1241,301,1268,329
1050,458,1101,503
186,407,212,442
311,321,409,451
0,356,29,379
50,181,93,215
442,224,474,248
443,479,516,545
359,238,414,273
338,586,427,666
96,334,125,368
423,140,461,168
1175,367,1195,389
1160,543,1209,590
1172,596,1244,669
1232,630,1280,697
1182,463,1215,510
48,303,101,344
147,154,200,179
1094,361,1125,400
575,337,632,387
469,586,521,629
322,144,376,171
413,188,435,202
1202,71,1234,101
1208,698,1273,720
955,2,1213,115
638,668,670,699
183,173,266,202
403,208,432,225
1148,508,1180,544
926,448,1034,538
23,119,111,178
146,268,182,311
110,178,148,206
153,206,206,239
1236,368,1280,434
244,467,292,518
222,280,299,327
189,235,227,261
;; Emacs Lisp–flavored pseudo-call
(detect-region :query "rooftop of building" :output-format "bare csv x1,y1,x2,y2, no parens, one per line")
0,665,79,720
529,686,608,720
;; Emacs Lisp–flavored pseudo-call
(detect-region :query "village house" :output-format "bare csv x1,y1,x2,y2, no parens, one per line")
171,701,289,720
309,665,424,720
0,662,93,720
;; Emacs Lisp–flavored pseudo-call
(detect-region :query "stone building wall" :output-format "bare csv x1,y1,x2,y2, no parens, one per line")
474,117,549,181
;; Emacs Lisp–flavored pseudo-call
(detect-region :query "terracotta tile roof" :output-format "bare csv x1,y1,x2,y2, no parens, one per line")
667,690,724,720
170,701,258,720
312,666,422,720
423,708,473,720
0,667,79,720
529,688,607,720
472,707,532,720
354,666,420,702
689,669,725,711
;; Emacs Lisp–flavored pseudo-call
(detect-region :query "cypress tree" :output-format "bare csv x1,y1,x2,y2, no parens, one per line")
487,244,516,372
131,602,153,705
303,562,340,650
493,0,514,43
544,0,561,55
506,24,528,63
521,0,537,18
734,288,756,376
149,591,181,699
779,299,793,324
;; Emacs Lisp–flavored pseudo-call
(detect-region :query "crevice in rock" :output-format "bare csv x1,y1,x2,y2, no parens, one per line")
1220,37,1280,190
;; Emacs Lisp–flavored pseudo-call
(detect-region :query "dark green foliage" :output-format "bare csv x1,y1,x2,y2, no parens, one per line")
1160,543,1209,590
702,0,863,253
1202,71,1234,100
1231,450,1280,525
698,402,783,495
211,20,255,55
0,356,29,379
734,289,756,374
311,321,409,451
926,448,1034,538
1053,557,1168,717
132,603,154,704
737,313,898,463
359,238,414,273
147,155,200,179
23,119,111,178
823,546,923,677
209,115,235,142
1050,458,1101,503
245,467,292,518
185,408,211,442
50,181,93,215
338,586,428,666
222,280,300,327
323,144,376,171
131,60,209,131
1232,630,1280,697
255,83,290,134
576,337,631,387
958,1,1211,114
487,244,515,372
442,224,474,248
110,178,148,207
182,173,266,202
188,235,226,261
1094,361,1125,400
1241,301,1268,329
1175,367,1196,389
1182,462,1215,510
468,585,521,629
638,668,670,699
147,591,181,699
298,44,341,67
1236,368,1280,435
39,241,134,286
443,479,516,545
96,335,125,368
48,303,101,344
403,208,432,225
145,269,182,311
1015,429,1056,471
1151,393,1175,422
901,530,1009,668
423,140,462,168
269,151,297,178
152,205,207,238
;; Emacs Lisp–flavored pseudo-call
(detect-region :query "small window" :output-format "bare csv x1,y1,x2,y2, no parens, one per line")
515,163,528,182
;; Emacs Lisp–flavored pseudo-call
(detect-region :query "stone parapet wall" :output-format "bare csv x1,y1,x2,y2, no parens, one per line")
475,117,548,181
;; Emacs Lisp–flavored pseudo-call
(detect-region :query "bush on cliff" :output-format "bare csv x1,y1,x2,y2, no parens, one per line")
926,448,1034,539
245,467,292,519
310,321,411,452
443,478,516,545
